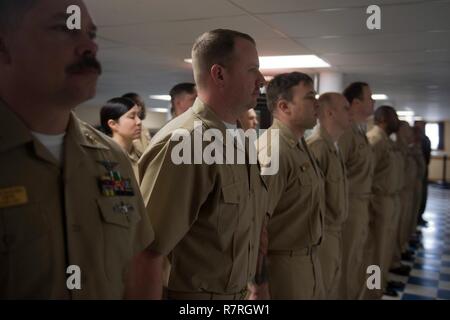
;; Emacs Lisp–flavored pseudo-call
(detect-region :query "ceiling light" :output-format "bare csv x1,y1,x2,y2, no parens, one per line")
149,95,171,101
259,55,330,69
148,108,169,113
372,94,388,100
397,111,415,117
185,55,331,69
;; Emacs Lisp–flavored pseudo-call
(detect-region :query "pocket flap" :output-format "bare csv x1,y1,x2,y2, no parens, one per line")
221,182,242,204
97,198,141,228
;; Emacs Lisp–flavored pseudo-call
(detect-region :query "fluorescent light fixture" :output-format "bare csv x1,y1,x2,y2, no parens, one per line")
148,108,168,113
185,55,330,69
372,94,388,100
315,94,320,99
397,110,415,117
414,116,424,121
149,95,171,101
264,75,274,81
259,55,330,69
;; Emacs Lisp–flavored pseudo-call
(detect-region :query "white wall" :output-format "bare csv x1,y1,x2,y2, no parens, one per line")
74,105,169,131
429,121,450,182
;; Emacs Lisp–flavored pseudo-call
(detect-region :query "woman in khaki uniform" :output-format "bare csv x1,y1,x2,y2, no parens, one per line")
100,97,143,180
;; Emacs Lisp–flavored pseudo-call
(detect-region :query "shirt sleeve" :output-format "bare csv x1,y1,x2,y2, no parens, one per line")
139,135,215,255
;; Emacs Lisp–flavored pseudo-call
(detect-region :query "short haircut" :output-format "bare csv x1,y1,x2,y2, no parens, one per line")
343,82,369,104
100,97,136,136
266,72,314,113
374,105,395,125
317,92,341,117
122,92,146,120
191,29,255,86
0,0,36,32
169,82,196,103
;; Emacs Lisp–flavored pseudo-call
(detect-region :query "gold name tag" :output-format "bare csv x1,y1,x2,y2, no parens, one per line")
0,186,28,209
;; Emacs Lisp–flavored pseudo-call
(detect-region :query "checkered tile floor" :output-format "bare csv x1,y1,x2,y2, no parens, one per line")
383,184,450,300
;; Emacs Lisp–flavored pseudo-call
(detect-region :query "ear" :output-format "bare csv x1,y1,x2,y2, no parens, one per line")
326,107,334,118
277,99,290,115
210,64,226,87
107,119,117,132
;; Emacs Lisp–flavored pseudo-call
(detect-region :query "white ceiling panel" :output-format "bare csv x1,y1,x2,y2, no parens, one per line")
81,0,450,120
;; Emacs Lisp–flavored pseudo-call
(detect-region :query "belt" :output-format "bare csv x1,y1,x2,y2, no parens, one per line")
167,289,247,300
268,246,314,257
349,192,372,199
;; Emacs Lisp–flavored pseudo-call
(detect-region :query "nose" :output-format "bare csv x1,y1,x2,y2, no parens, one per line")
75,33,98,58
314,99,320,111
257,70,266,87
136,117,142,126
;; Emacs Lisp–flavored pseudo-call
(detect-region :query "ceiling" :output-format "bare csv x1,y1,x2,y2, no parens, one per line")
82,0,450,121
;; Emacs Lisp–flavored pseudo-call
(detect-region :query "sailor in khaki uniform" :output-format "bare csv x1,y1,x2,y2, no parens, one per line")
410,130,426,237
389,133,406,274
306,93,351,299
0,104,154,299
397,122,418,260
0,0,157,299
366,106,400,299
138,29,268,300
338,82,375,299
258,72,324,300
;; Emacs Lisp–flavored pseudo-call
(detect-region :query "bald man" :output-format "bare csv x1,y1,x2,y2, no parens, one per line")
306,93,352,298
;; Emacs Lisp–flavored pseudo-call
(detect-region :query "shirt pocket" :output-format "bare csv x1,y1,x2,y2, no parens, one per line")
96,197,142,282
0,202,49,253
0,202,51,297
217,182,242,248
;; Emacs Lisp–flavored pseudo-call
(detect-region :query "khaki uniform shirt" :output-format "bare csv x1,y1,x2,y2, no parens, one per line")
257,119,324,251
133,127,151,155
139,99,268,294
338,124,374,197
0,101,154,299
307,125,348,229
396,140,413,192
366,125,397,195
127,145,141,181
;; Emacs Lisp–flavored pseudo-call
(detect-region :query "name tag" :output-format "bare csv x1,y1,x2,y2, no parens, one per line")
0,186,28,209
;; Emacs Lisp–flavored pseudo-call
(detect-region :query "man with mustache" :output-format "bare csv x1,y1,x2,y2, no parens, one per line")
0,0,159,299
